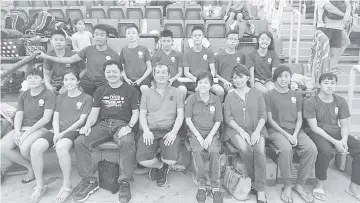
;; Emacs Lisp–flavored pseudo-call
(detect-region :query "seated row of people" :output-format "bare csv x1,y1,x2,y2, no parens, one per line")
37,23,279,102
1,60,360,203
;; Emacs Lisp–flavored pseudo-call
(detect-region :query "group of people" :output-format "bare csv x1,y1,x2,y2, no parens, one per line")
1,15,360,203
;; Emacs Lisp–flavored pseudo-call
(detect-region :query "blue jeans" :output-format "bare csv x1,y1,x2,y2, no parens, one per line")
74,119,136,183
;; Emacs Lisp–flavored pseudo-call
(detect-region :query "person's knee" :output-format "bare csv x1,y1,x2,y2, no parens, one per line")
118,135,135,149
20,144,31,158
55,140,72,156
265,81,275,90
140,85,149,94
161,158,176,166
280,144,293,155
229,12,235,18
212,85,224,97
236,13,244,20
138,158,156,167
178,86,187,97
30,139,48,156
255,83,268,93
209,151,220,158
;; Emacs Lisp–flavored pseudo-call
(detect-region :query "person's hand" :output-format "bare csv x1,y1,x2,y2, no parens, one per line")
143,130,154,145
13,131,22,146
196,134,206,148
18,131,29,146
223,80,232,89
117,126,132,138
341,138,349,153
333,139,347,154
35,51,47,59
124,78,133,86
79,125,91,136
344,13,350,22
53,132,64,145
250,130,261,146
163,130,177,146
240,131,252,145
289,134,298,146
223,15,228,20
134,79,142,86
203,134,214,149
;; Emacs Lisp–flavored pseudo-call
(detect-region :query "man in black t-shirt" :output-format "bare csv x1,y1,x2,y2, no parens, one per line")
72,60,139,203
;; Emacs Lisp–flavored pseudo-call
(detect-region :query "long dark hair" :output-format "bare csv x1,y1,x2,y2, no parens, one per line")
256,31,275,50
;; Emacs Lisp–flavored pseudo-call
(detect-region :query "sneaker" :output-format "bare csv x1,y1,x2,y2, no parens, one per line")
196,188,207,203
149,168,158,181
211,188,223,203
156,163,169,187
72,179,99,202
118,181,131,203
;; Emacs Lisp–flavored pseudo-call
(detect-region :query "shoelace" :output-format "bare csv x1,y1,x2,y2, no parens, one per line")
119,182,129,193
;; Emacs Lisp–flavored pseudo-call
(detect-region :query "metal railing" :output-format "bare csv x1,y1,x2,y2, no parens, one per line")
288,9,302,64
348,65,360,130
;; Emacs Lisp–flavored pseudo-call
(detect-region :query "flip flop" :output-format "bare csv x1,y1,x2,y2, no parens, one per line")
29,185,48,203
345,188,360,201
292,187,314,203
312,188,326,201
280,188,293,203
21,176,35,184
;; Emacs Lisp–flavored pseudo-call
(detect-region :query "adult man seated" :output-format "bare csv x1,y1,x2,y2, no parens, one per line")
72,60,139,203
137,62,184,187
304,73,360,201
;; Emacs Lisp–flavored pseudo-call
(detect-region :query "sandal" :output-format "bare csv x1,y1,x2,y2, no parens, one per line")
29,185,48,203
280,188,293,203
21,173,35,184
53,187,72,203
345,188,360,201
312,188,326,201
292,187,314,203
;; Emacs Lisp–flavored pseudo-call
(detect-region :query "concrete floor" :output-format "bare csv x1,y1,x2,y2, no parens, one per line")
1,163,359,203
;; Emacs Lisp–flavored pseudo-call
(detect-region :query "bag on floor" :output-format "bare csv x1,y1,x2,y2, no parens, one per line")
1,71,25,93
222,165,251,201
98,160,119,194
4,11,27,32
25,11,54,35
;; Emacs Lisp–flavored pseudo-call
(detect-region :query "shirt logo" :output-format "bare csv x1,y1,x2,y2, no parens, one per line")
335,107,339,115
291,97,296,104
209,106,215,114
169,96,174,101
171,56,176,63
103,94,125,108
38,99,44,107
138,51,143,59
76,102,83,109
66,63,71,68
268,58,272,64
203,54,208,60
236,57,241,63
106,56,111,60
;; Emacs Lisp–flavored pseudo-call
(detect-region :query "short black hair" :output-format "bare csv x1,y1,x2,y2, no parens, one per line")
103,60,123,72
51,29,66,39
160,29,173,38
272,65,291,81
64,68,80,80
231,64,250,78
93,24,109,36
319,73,338,84
191,26,204,35
256,31,275,50
196,72,214,86
227,30,239,38
27,68,43,78
73,18,84,25
125,24,139,34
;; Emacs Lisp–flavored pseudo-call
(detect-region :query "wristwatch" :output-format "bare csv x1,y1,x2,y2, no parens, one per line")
127,124,134,129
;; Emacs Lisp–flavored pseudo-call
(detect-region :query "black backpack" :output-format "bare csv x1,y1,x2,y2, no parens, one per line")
1,71,25,93
4,12,27,33
98,160,119,194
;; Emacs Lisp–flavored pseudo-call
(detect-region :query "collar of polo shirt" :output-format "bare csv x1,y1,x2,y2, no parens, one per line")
195,92,216,105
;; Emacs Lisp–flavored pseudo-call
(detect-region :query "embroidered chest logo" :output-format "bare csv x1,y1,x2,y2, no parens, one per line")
335,107,339,115
66,63,71,68
38,99,44,107
171,56,176,63
236,57,241,63
102,94,125,108
291,97,296,104
209,106,215,114
268,58,272,64
169,96,175,101
138,51,143,59
106,56,111,60
203,54,208,60
76,102,83,109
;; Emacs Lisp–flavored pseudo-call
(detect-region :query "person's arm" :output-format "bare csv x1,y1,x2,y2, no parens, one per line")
339,118,350,142
293,111,303,137
254,94,267,133
170,66,183,82
224,0,232,17
138,60,152,82
184,66,197,81
83,107,100,128
139,109,150,132
185,117,202,137
307,118,338,143
249,66,255,88
209,63,216,78
61,114,88,135
267,111,292,138
171,108,184,134
224,95,248,135
271,51,280,75
245,0,252,17
324,2,347,16
208,122,221,137
52,112,60,135
71,34,80,52
13,111,23,132
24,109,53,135
39,53,83,64
43,68,53,89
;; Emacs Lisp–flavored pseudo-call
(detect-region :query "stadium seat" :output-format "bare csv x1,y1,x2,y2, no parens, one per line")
29,8,48,17
185,20,205,38
251,5,258,18
218,0,229,7
48,0,64,7
185,4,202,20
249,20,269,37
89,6,107,19
1,9,8,25
108,6,125,19
65,0,79,6
13,0,32,7
166,4,184,20
66,7,86,21
163,20,184,38
107,38,156,54
126,7,144,19
200,0,218,6
206,20,226,38
84,19,98,33
101,0,116,6
48,7,66,18
82,0,97,7
139,19,161,34
32,0,48,7
238,41,257,54
145,6,163,19
208,38,226,54
118,19,139,38
99,19,118,30
10,8,30,19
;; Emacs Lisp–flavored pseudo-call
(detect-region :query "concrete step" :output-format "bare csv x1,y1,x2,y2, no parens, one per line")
283,48,359,60
281,24,315,30
280,29,316,36
296,56,359,63
281,35,314,41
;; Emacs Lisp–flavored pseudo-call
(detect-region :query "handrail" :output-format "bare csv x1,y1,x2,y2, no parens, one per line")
302,2,306,17
288,9,302,64
0,53,39,79
313,3,317,26
347,65,360,130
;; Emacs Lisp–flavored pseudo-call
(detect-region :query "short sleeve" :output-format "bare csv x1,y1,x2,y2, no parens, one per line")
144,47,151,62
214,97,223,122
81,95,93,115
151,52,159,67
130,88,140,110
271,51,280,67
92,87,102,108
44,91,56,110
258,93,267,121
119,48,125,65
184,95,195,118
16,92,25,111
77,46,89,60
182,51,189,67
296,92,303,112
140,91,148,110
224,94,235,125
338,97,351,119
245,52,254,68
55,95,62,112
303,98,317,119
207,49,215,64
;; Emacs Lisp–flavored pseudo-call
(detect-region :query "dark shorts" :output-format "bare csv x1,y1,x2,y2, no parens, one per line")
255,78,272,85
51,77,63,92
218,81,235,92
318,27,342,48
172,79,185,88
80,75,107,96
40,131,80,148
136,129,180,162
229,7,250,20
184,82,197,92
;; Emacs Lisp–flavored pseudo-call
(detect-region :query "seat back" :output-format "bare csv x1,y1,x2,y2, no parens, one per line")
208,38,226,54
33,0,48,7
249,20,269,37
90,6,107,19
48,0,64,7
48,8,66,18
118,19,139,38
82,0,96,7
206,20,226,38
140,19,161,34
166,4,184,20
185,20,204,38
14,0,32,7
84,19,98,33
185,4,202,20
65,0,79,6
66,7,86,21
126,7,144,19
107,38,156,55
108,6,125,19
163,20,184,38
99,19,118,31
102,0,116,6
145,6,163,19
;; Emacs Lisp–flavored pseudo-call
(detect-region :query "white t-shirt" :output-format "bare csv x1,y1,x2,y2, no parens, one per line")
316,0,348,30
71,31,93,52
